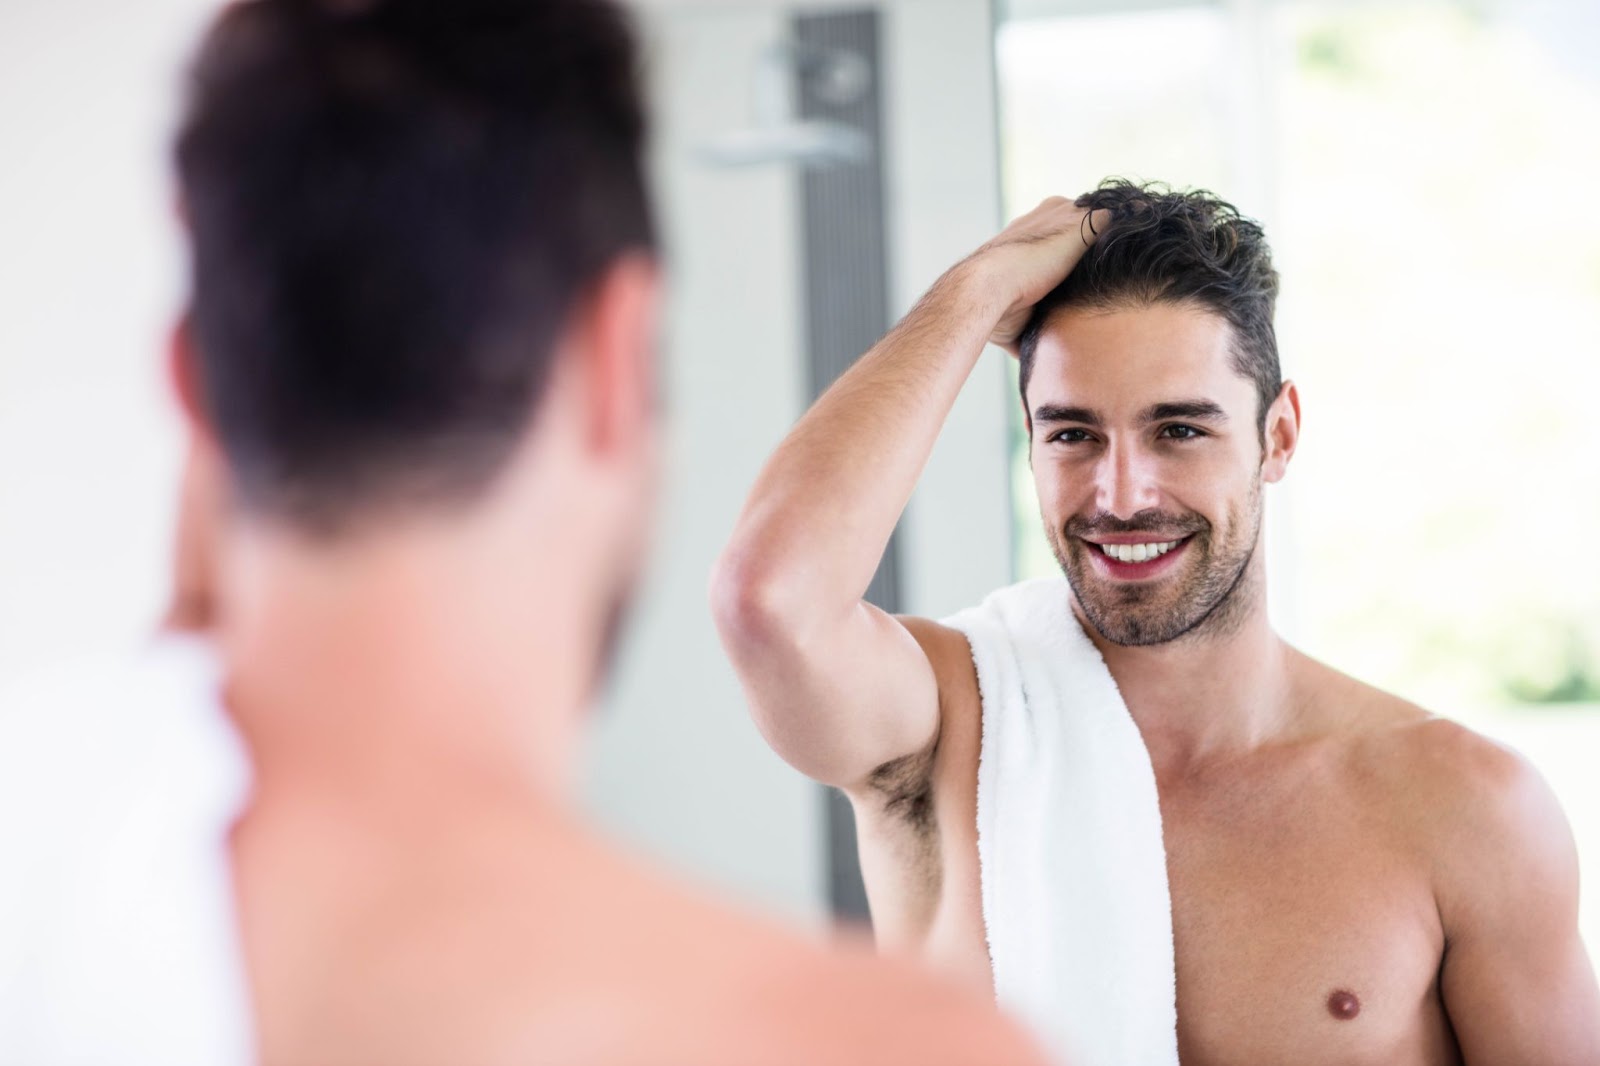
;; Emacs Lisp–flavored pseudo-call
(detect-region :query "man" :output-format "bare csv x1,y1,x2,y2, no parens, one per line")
713,181,1600,1064
0,2,1047,1063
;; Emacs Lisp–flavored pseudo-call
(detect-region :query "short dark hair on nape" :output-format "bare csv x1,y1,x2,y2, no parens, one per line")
175,0,655,533
1017,180,1281,434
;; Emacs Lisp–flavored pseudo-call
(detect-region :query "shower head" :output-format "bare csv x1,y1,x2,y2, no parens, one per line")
698,40,873,170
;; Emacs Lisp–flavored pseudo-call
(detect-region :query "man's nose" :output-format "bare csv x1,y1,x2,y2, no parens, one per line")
1093,440,1161,518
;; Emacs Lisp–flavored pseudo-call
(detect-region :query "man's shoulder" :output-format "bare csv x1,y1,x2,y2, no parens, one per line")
1386,715,1570,872
1313,667,1571,894
897,577,1077,705
708,932,1045,1066
1374,715,1578,949
1321,670,1533,804
896,614,979,689
607,844,1045,1064
431,837,1043,1065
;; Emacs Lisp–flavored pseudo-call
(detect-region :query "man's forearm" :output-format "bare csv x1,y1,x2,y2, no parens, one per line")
711,198,1095,786
716,261,1001,631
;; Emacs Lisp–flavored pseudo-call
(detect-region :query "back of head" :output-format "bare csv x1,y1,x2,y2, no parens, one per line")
175,0,654,534
1018,179,1281,432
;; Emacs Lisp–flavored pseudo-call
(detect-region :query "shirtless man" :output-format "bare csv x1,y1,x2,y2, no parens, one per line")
0,2,1046,1063
712,182,1600,1064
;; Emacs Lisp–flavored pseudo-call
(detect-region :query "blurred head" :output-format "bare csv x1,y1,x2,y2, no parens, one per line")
171,0,659,654
1017,181,1297,646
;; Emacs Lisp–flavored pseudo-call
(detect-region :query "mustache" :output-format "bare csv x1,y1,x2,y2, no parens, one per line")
1064,509,1208,541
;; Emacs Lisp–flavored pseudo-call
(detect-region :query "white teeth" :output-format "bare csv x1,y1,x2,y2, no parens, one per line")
1099,539,1181,563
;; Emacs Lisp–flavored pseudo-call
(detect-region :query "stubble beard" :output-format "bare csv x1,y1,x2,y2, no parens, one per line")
1051,477,1264,647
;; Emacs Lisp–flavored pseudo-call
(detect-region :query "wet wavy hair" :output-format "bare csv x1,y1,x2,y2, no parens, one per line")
1017,179,1282,435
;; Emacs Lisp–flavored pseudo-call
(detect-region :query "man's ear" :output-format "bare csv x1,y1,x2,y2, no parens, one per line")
167,314,213,440
1020,396,1034,466
165,441,227,633
1261,380,1301,484
163,314,229,633
576,252,662,459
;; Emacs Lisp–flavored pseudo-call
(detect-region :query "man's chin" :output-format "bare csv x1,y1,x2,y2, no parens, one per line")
1072,572,1252,648
1078,608,1182,648
1066,573,1194,647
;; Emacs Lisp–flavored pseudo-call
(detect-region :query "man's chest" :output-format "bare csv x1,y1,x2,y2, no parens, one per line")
1158,772,1459,1066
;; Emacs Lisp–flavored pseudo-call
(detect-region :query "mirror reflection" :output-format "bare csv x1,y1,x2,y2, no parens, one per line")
0,0,1595,1063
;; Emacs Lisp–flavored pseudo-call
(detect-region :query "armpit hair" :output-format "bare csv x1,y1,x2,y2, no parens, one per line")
867,739,939,834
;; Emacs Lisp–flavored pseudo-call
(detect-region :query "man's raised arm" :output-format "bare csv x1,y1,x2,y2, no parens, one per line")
710,198,1103,792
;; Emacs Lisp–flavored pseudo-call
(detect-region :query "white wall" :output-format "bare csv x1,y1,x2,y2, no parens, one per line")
0,0,216,681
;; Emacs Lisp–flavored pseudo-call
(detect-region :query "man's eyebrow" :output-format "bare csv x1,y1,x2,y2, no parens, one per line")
1141,400,1228,424
1031,404,1102,426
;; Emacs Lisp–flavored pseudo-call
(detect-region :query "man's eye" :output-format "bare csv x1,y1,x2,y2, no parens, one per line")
1160,424,1205,440
1049,428,1093,443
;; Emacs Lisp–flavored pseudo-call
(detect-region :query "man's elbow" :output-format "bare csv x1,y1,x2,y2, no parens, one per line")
709,547,808,654
708,554,846,778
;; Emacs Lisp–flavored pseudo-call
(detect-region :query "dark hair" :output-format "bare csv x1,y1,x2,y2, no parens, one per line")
175,0,655,531
1017,180,1280,433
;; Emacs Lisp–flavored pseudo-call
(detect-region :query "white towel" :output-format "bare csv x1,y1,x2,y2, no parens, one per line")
943,576,1178,1066
0,634,256,1066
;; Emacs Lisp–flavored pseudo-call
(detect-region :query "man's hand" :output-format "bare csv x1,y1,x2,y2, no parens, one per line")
958,198,1109,355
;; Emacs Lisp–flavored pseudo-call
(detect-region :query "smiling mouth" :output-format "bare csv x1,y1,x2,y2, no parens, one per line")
1089,537,1190,564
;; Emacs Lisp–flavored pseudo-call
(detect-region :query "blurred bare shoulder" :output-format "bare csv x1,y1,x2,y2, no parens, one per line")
717,928,1048,1066
284,812,1045,1066
603,839,1045,1066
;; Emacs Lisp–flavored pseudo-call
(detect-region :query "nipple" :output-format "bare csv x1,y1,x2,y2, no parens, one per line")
1326,989,1361,1020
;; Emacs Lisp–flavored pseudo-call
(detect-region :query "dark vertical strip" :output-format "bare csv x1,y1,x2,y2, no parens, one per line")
793,7,890,925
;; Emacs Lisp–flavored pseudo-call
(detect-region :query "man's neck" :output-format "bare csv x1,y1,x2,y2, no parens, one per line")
215,521,601,812
1075,558,1300,776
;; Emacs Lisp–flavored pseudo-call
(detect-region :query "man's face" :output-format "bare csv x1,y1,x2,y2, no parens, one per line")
1027,301,1270,647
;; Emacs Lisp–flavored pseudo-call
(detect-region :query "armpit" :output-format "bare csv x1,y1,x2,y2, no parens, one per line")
868,741,939,835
